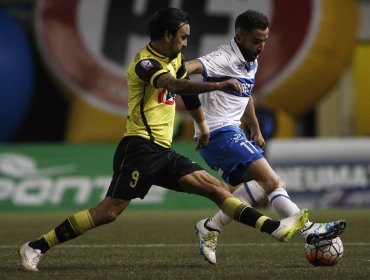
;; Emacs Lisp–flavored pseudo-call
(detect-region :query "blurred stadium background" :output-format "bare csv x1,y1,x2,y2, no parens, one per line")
1,1,370,278
0,0,369,212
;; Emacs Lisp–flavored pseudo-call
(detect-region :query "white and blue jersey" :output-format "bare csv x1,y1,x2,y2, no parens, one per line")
195,39,257,136
195,39,264,185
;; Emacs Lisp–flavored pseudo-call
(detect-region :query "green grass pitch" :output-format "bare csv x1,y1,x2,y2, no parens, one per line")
1,208,369,279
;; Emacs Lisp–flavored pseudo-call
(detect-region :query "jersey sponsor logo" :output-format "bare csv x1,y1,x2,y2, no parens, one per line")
140,60,154,72
241,83,254,96
229,81,253,97
232,133,243,143
158,89,176,105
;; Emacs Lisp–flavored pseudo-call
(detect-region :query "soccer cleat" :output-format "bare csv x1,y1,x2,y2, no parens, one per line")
19,242,43,272
195,218,220,265
271,209,309,242
300,220,347,245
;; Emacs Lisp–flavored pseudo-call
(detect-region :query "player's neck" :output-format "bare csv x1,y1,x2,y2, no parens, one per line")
149,41,169,58
234,38,251,62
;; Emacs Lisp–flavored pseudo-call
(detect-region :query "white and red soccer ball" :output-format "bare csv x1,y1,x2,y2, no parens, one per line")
304,237,344,266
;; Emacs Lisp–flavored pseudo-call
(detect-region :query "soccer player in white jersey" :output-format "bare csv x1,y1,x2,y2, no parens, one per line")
183,9,346,265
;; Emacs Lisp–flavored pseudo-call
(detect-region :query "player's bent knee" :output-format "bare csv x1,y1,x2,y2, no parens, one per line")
259,174,285,194
279,179,287,190
95,210,120,225
91,202,127,225
106,210,120,223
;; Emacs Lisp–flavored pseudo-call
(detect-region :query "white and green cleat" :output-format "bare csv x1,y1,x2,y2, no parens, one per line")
19,242,43,272
272,209,309,242
195,218,220,265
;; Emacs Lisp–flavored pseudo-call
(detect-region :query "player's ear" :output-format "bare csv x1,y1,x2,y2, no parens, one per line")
235,27,249,44
235,32,243,44
164,30,173,43
235,31,246,44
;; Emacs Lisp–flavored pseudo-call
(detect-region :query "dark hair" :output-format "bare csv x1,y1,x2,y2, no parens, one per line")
148,7,190,40
235,10,269,32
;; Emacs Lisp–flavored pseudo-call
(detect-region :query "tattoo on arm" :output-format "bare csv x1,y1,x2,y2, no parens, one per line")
156,74,217,95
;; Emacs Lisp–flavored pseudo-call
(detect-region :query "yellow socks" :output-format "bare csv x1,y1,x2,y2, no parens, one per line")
43,209,95,248
221,197,279,234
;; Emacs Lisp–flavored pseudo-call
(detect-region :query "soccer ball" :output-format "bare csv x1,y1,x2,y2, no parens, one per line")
304,237,344,266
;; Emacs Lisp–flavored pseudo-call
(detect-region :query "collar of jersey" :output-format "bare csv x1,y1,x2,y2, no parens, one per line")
230,39,247,64
230,39,257,71
147,43,168,60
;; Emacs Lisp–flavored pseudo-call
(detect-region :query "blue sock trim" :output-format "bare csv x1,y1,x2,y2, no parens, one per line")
270,193,291,204
243,182,256,206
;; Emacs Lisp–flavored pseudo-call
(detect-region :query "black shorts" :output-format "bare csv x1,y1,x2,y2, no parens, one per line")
106,136,203,200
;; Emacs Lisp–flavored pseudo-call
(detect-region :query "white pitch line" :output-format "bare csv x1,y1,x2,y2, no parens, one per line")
2,242,370,249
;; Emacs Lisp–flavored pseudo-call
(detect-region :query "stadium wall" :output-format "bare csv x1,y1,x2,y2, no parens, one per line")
267,138,370,209
1,139,369,211
0,142,215,211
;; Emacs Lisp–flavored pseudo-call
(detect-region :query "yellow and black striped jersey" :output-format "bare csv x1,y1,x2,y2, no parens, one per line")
124,44,187,148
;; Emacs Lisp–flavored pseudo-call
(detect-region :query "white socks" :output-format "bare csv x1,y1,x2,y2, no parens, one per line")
267,187,300,217
267,187,312,228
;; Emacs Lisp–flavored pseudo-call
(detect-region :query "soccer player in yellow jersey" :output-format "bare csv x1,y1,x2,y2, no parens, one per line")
19,7,308,271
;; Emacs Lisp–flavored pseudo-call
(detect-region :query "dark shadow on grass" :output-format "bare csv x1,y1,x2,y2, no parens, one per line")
281,265,310,268
0,266,29,273
37,262,208,272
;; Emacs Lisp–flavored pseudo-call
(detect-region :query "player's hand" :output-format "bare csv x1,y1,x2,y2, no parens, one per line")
195,132,210,151
250,131,265,149
219,79,243,95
